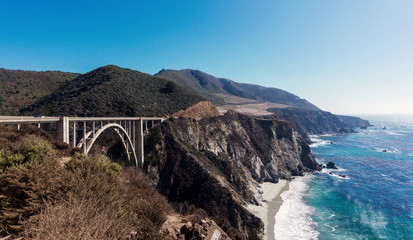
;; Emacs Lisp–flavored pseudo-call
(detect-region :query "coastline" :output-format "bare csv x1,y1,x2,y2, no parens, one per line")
267,183,289,240
246,180,289,240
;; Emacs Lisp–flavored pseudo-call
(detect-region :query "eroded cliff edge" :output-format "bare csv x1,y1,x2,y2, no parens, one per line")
148,111,321,239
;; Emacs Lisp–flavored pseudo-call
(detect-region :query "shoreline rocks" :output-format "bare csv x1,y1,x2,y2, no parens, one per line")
326,161,338,169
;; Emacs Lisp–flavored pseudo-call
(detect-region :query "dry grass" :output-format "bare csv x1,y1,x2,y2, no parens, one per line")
0,124,170,239
18,162,170,240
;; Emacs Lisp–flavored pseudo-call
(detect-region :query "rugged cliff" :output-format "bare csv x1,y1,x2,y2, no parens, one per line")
150,111,320,239
267,108,354,135
335,115,372,129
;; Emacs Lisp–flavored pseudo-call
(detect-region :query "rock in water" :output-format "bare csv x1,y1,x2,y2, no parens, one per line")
326,161,338,169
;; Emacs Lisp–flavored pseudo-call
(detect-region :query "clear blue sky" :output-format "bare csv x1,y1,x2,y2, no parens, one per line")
1,0,412,115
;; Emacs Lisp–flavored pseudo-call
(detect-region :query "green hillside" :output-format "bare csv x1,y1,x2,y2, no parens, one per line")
155,69,228,105
155,69,320,111
0,68,79,115
21,65,204,117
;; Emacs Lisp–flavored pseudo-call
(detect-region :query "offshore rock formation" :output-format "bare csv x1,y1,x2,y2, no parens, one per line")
151,111,320,239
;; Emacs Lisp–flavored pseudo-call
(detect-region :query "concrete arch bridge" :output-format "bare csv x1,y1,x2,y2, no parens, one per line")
0,116,165,167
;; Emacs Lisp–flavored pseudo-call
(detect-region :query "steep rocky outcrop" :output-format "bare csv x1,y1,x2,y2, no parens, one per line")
266,108,354,135
161,214,231,240
172,101,220,119
151,111,320,239
335,115,372,129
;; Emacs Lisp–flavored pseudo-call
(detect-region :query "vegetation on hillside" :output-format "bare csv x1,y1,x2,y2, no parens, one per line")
156,69,320,110
156,69,227,105
0,124,170,239
0,68,79,115
21,65,204,117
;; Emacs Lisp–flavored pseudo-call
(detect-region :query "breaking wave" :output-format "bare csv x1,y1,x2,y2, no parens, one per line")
274,175,319,240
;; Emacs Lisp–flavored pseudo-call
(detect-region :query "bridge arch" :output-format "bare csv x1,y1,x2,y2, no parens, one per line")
0,116,166,168
77,123,139,167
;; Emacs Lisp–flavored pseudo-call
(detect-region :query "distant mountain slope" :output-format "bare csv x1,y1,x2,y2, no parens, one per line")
21,65,204,117
155,69,372,134
0,68,79,115
155,69,320,111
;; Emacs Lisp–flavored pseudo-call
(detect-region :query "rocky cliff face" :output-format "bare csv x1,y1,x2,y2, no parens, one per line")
335,115,372,129
150,111,320,239
267,108,354,135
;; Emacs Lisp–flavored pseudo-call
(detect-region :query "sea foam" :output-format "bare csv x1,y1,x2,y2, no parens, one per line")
321,168,351,180
274,175,319,240
310,136,331,148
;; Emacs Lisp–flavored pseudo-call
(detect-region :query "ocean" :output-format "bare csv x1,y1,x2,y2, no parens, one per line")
274,115,413,240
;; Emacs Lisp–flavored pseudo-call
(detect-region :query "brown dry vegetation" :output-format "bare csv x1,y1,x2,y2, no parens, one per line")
172,101,220,119
0,124,170,239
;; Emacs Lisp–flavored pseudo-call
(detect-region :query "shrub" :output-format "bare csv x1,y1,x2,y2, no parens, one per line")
0,158,67,232
66,152,122,178
0,123,170,239
0,135,56,173
21,166,169,240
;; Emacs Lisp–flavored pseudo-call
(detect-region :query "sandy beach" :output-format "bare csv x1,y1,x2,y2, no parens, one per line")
246,180,289,240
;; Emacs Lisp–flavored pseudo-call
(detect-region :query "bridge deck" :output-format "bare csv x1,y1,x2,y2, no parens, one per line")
0,116,165,123
0,116,60,123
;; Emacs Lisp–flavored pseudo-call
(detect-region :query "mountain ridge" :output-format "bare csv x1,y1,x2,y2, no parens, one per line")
20,65,204,117
155,69,320,111
0,68,79,115
155,68,371,134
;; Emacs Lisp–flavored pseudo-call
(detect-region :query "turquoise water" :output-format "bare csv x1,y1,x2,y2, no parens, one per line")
274,115,413,240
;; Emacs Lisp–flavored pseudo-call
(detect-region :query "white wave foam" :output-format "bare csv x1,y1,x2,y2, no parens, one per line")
384,130,405,136
274,176,319,240
335,167,347,172
360,209,388,231
321,168,350,180
310,137,332,148
325,224,336,232
374,148,398,154
331,173,350,180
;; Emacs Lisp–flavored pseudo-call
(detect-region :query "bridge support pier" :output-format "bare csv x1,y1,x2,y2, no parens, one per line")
58,116,70,144
137,119,144,167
